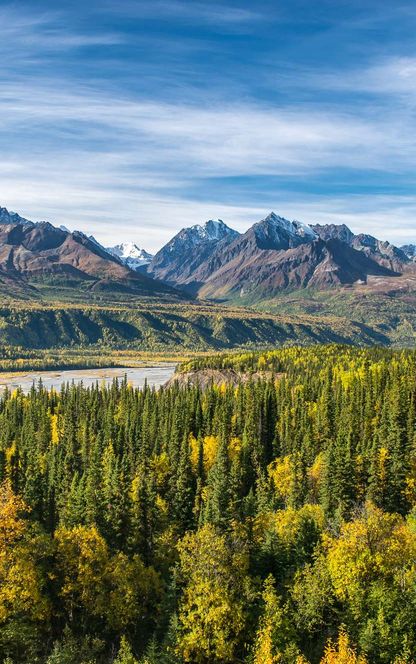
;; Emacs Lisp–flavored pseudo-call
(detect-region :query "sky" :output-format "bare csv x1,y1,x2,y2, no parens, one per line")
1,0,416,251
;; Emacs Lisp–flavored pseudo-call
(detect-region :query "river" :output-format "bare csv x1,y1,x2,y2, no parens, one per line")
0,365,176,394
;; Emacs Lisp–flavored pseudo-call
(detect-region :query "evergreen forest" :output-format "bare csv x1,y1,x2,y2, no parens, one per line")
1,345,416,663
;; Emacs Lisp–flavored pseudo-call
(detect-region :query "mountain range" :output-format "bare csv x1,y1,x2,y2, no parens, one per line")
146,212,416,301
0,205,415,310
0,207,172,299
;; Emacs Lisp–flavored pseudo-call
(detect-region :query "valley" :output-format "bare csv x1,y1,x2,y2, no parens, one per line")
0,205,414,360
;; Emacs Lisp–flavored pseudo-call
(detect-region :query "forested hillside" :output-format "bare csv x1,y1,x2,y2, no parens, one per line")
0,303,391,351
0,346,415,662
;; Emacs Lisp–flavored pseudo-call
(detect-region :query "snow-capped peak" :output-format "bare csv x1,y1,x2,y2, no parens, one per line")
106,242,154,270
254,212,318,249
292,219,318,240
263,212,294,232
167,219,239,253
263,212,317,239
189,219,238,242
0,206,35,227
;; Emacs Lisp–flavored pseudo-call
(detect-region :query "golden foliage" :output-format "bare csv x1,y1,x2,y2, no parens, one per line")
114,635,139,664
55,525,161,630
324,503,416,612
176,524,249,663
189,434,220,473
0,482,49,624
105,552,161,631
320,629,367,663
189,433,200,472
0,480,27,548
308,453,325,503
50,413,60,445
268,455,295,502
150,451,171,488
252,576,287,664
55,525,109,616
202,435,219,471
229,436,242,461
274,504,325,547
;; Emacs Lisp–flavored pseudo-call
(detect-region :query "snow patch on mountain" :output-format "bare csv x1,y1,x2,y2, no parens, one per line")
312,223,355,245
292,219,319,240
107,242,154,270
187,219,238,243
253,212,318,249
165,219,239,254
401,244,416,259
201,219,238,241
0,206,36,226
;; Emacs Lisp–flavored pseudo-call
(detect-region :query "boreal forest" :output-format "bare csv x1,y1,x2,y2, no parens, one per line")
0,345,416,663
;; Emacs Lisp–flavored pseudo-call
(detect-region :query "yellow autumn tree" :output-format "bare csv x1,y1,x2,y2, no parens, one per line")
54,524,109,618
176,524,250,663
0,480,26,548
105,551,161,631
324,503,416,616
202,435,219,471
253,575,300,664
189,433,200,472
55,525,161,632
0,481,50,624
189,434,219,473
273,504,325,548
268,455,296,504
308,453,325,503
320,629,367,663
228,436,241,461
114,635,139,664
50,413,60,445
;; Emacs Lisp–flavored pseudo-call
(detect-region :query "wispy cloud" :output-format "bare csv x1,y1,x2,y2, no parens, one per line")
1,75,416,248
0,1,415,250
4,165,416,250
104,0,263,27
0,5,123,60
1,79,415,173
309,56,416,99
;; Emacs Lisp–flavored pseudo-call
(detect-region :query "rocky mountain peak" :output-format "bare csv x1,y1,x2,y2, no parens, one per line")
252,212,317,250
312,223,355,245
0,206,36,227
401,244,416,260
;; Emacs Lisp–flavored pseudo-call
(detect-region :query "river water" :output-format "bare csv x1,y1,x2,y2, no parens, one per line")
0,365,176,394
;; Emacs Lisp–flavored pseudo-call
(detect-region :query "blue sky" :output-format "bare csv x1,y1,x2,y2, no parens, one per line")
1,0,416,250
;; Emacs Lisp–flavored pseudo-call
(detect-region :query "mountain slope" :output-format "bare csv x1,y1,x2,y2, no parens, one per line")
0,209,178,298
401,244,416,260
0,302,392,350
147,219,239,289
313,223,410,271
199,237,399,300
